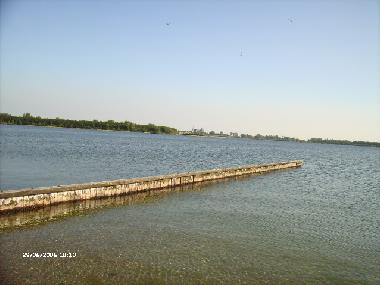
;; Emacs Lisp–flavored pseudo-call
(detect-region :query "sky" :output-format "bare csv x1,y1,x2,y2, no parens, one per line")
1,0,379,141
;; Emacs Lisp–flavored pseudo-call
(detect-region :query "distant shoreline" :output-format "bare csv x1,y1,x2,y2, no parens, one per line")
180,133,380,147
1,113,379,147
0,113,177,135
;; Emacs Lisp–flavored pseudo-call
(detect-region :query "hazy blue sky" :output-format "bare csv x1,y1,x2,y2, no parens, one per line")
1,0,379,141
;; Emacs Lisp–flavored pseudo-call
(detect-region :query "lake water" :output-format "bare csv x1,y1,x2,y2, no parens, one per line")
0,125,379,284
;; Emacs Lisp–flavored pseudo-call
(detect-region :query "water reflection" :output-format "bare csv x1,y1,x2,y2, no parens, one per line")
0,177,250,230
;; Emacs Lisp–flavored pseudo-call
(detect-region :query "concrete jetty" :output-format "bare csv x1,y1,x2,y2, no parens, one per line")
0,160,303,212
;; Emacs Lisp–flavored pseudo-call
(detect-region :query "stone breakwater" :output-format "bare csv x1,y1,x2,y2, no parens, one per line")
0,160,303,212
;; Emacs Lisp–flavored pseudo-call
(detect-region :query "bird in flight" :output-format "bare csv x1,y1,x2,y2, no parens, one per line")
165,22,171,26
240,50,243,56
288,18,294,24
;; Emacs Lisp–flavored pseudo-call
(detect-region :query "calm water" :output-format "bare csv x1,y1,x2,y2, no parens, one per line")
0,125,379,284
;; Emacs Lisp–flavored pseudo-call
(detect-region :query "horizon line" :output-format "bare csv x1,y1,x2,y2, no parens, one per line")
1,112,379,144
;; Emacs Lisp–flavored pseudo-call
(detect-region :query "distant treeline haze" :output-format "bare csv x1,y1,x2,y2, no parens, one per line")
0,113,177,134
0,113,378,147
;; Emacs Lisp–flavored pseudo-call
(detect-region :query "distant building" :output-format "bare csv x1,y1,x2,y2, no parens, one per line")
190,128,207,136
178,130,192,135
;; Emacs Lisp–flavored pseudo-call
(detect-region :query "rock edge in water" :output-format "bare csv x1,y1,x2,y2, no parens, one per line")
0,160,303,212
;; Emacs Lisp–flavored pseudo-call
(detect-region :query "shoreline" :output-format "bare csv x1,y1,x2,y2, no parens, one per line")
1,123,379,147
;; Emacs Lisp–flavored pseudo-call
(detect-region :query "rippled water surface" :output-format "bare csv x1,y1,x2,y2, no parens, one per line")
0,125,379,284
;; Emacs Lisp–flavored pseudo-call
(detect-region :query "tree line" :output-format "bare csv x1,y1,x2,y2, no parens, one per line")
243,134,379,147
1,113,378,147
190,130,379,147
307,137,379,147
0,113,178,135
